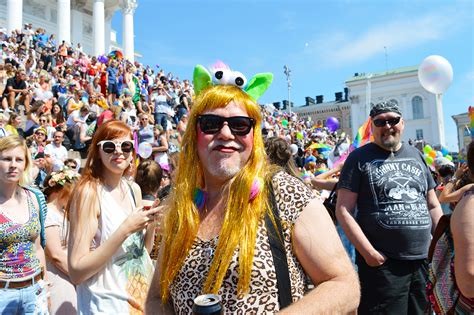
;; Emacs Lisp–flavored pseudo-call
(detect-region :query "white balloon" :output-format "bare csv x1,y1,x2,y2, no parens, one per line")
418,55,453,94
138,142,153,159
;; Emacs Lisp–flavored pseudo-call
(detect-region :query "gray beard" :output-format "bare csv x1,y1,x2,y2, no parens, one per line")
207,162,241,180
380,138,402,153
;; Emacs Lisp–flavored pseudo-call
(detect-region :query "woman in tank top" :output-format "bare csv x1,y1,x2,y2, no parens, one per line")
0,135,49,314
137,113,154,145
67,120,160,314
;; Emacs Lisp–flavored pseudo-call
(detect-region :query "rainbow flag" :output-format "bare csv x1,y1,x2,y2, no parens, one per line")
352,117,373,149
307,143,332,151
329,118,373,169
469,106,474,139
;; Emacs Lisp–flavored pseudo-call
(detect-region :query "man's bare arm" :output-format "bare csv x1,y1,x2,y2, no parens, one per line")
426,189,443,232
336,188,386,267
278,198,360,314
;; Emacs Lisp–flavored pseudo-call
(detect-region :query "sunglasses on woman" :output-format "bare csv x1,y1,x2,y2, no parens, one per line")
197,114,255,136
373,116,401,128
97,140,134,154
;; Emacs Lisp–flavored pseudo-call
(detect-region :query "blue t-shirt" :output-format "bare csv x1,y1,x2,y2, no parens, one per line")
107,67,118,84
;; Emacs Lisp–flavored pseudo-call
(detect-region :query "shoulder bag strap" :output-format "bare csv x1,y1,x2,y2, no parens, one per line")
428,214,451,261
126,181,137,207
265,182,293,309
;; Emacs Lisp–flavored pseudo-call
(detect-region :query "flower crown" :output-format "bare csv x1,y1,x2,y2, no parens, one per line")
48,168,80,188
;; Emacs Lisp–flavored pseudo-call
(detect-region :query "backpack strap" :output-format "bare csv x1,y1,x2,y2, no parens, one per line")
265,182,293,309
428,214,451,261
25,186,48,249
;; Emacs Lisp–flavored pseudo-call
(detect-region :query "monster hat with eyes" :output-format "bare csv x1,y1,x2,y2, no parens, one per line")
193,61,273,101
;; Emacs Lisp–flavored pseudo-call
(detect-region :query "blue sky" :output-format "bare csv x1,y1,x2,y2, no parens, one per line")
113,0,473,151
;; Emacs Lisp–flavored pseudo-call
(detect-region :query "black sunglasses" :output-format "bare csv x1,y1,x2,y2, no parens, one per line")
197,114,255,136
97,140,134,154
373,116,401,128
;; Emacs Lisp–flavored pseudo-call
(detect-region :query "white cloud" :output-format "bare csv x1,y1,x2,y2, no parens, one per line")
302,7,471,67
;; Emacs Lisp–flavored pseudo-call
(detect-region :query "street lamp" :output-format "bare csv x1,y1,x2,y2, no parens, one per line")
283,65,292,116
365,73,373,118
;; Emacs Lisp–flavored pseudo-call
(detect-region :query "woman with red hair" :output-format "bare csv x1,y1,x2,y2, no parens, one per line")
67,120,159,314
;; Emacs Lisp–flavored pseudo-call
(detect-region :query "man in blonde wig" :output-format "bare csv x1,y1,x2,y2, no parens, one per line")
146,64,359,314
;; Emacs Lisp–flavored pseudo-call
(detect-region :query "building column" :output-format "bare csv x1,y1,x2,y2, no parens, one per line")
434,94,446,146
104,17,112,54
57,0,71,44
7,0,23,35
71,9,83,48
121,0,137,62
93,0,105,56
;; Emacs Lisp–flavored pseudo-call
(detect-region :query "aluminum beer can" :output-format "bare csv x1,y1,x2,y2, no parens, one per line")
192,294,223,315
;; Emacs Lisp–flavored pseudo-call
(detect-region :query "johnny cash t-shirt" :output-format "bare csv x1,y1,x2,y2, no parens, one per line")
338,143,435,260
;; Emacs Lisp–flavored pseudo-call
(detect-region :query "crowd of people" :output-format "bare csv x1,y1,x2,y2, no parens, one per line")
1,23,473,315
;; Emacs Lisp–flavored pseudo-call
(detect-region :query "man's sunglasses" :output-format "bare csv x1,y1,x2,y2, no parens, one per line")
373,116,401,128
197,114,255,136
97,140,134,154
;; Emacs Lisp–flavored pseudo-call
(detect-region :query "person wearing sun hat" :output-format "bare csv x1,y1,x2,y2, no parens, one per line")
146,63,359,313
337,100,443,314
26,126,48,159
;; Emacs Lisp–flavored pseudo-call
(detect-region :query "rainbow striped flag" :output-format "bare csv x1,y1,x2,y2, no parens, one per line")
469,106,474,139
352,117,373,149
330,117,373,169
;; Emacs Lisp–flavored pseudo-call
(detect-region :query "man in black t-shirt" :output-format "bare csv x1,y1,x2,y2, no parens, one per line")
336,101,443,314
2,69,31,112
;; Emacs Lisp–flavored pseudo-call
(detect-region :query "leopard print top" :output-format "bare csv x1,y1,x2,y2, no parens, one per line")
169,172,316,314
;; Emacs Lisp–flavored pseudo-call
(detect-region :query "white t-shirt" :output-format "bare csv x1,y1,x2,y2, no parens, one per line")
66,110,87,128
152,94,170,114
44,143,68,163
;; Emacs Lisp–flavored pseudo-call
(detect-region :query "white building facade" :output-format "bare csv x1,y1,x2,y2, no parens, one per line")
451,112,471,152
0,0,138,61
346,66,445,146
292,99,353,138
284,65,446,146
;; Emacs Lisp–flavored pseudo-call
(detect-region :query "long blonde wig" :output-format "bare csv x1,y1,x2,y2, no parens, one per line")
160,85,272,301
